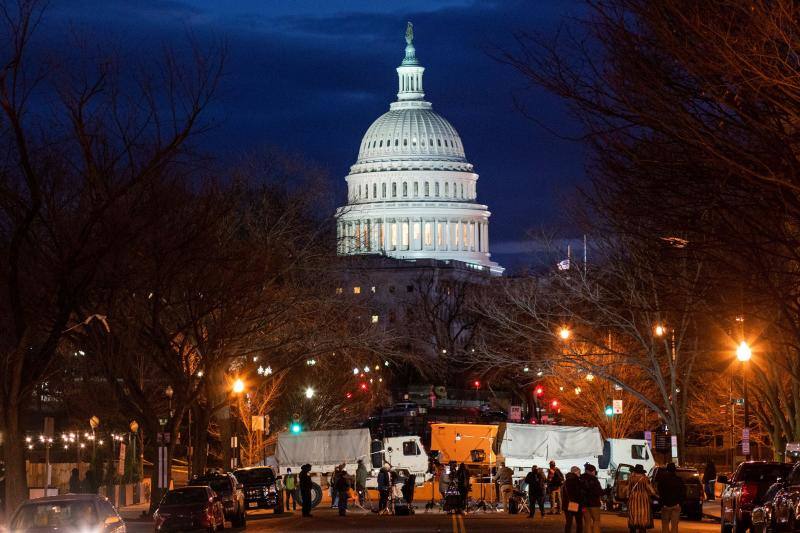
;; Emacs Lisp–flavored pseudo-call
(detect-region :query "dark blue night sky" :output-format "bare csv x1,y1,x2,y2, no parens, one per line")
44,0,586,265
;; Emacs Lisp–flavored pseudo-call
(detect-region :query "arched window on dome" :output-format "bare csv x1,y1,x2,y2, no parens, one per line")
429,139,433,147
460,184,464,198
413,182,419,197
392,183,397,197
387,139,390,148
382,183,386,198
424,182,430,197
379,140,383,147
373,183,377,198
395,139,399,146
445,182,449,196
435,182,440,196
437,139,441,147
402,182,408,197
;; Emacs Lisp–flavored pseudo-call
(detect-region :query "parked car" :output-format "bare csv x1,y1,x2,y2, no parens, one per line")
7,493,125,533
233,466,284,514
766,460,800,532
190,471,246,527
381,402,419,417
720,461,793,533
153,486,224,533
650,465,704,520
750,481,783,533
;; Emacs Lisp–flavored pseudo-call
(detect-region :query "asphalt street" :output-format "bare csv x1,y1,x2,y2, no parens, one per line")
126,507,720,532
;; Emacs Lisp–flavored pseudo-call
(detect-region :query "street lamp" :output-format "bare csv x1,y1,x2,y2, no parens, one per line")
232,378,245,394
304,386,315,399
654,324,665,337
165,385,174,418
558,326,571,340
736,341,752,460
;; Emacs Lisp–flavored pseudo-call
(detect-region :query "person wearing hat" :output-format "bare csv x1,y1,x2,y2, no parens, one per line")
580,463,604,533
547,460,565,514
299,464,313,517
627,464,656,532
524,465,546,518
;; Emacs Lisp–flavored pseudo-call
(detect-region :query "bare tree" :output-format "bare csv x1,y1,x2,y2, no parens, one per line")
0,1,222,513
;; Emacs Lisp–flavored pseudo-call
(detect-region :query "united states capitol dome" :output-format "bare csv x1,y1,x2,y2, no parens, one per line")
356,105,467,163
335,23,503,276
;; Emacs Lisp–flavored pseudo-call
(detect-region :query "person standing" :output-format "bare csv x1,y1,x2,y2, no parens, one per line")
335,469,350,516
439,462,452,500
495,462,513,509
299,464,313,517
456,463,470,510
69,468,82,493
355,459,368,506
580,463,604,533
656,463,686,533
703,459,717,501
548,460,565,514
377,464,391,513
627,464,657,533
83,469,98,494
284,467,298,511
525,465,546,518
562,466,584,533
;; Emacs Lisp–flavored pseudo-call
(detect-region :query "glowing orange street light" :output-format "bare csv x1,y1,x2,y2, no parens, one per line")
232,378,245,394
654,324,665,337
558,327,571,340
736,341,752,362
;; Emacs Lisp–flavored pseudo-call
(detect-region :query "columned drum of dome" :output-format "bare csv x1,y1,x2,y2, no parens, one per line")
335,23,504,276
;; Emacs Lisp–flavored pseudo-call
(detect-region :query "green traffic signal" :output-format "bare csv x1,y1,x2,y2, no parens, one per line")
291,423,302,434
604,406,614,417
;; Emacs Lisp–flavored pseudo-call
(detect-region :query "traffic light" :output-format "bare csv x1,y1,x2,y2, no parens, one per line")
551,399,559,408
473,380,481,388
290,423,302,434
535,386,544,397
604,406,614,417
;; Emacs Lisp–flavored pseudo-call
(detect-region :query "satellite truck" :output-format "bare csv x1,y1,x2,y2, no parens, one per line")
274,428,430,506
494,423,655,489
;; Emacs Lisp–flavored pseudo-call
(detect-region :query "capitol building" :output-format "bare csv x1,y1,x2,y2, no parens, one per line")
336,24,504,276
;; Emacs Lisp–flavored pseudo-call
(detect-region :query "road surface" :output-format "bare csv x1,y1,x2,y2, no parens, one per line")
126,507,720,532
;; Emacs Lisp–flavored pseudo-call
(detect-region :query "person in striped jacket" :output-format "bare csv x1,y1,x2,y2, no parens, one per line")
627,464,657,533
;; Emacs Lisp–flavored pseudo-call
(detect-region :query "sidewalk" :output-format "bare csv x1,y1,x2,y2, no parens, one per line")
118,502,151,522
703,500,721,520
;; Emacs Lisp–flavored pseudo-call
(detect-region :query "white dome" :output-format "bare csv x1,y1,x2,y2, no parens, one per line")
335,23,503,276
357,103,466,163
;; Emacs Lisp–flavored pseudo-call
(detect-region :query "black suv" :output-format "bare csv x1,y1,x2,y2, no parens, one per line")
233,466,284,514
190,471,246,527
649,466,704,520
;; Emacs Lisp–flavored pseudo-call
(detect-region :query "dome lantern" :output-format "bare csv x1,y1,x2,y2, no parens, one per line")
396,22,425,102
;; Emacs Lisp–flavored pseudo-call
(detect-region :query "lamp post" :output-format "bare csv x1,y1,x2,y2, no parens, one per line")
736,341,752,460
231,379,245,469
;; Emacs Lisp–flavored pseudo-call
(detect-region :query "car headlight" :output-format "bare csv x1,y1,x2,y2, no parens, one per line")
268,485,276,493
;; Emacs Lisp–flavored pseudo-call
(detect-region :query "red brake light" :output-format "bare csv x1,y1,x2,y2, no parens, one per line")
740,482,758,505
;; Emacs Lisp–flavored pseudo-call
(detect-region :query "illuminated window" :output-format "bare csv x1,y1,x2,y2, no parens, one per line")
353,286,361,294
424,222,433,246
390,223,397,247
462,222,469,247
413,222,421,242
371,286,376,293
371,315,379,323
401,222,409,247
437,222,444,247
453,222,460,247
335,287,343,294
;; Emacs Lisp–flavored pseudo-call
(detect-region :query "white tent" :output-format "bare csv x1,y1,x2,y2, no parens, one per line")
495,423,603,462
276,428,371,467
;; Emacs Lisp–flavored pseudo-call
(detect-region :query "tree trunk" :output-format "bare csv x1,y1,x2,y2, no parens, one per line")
2,400,27,516
191,405,211,476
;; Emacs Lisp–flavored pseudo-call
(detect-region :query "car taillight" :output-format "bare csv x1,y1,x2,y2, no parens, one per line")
740,482,759,506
